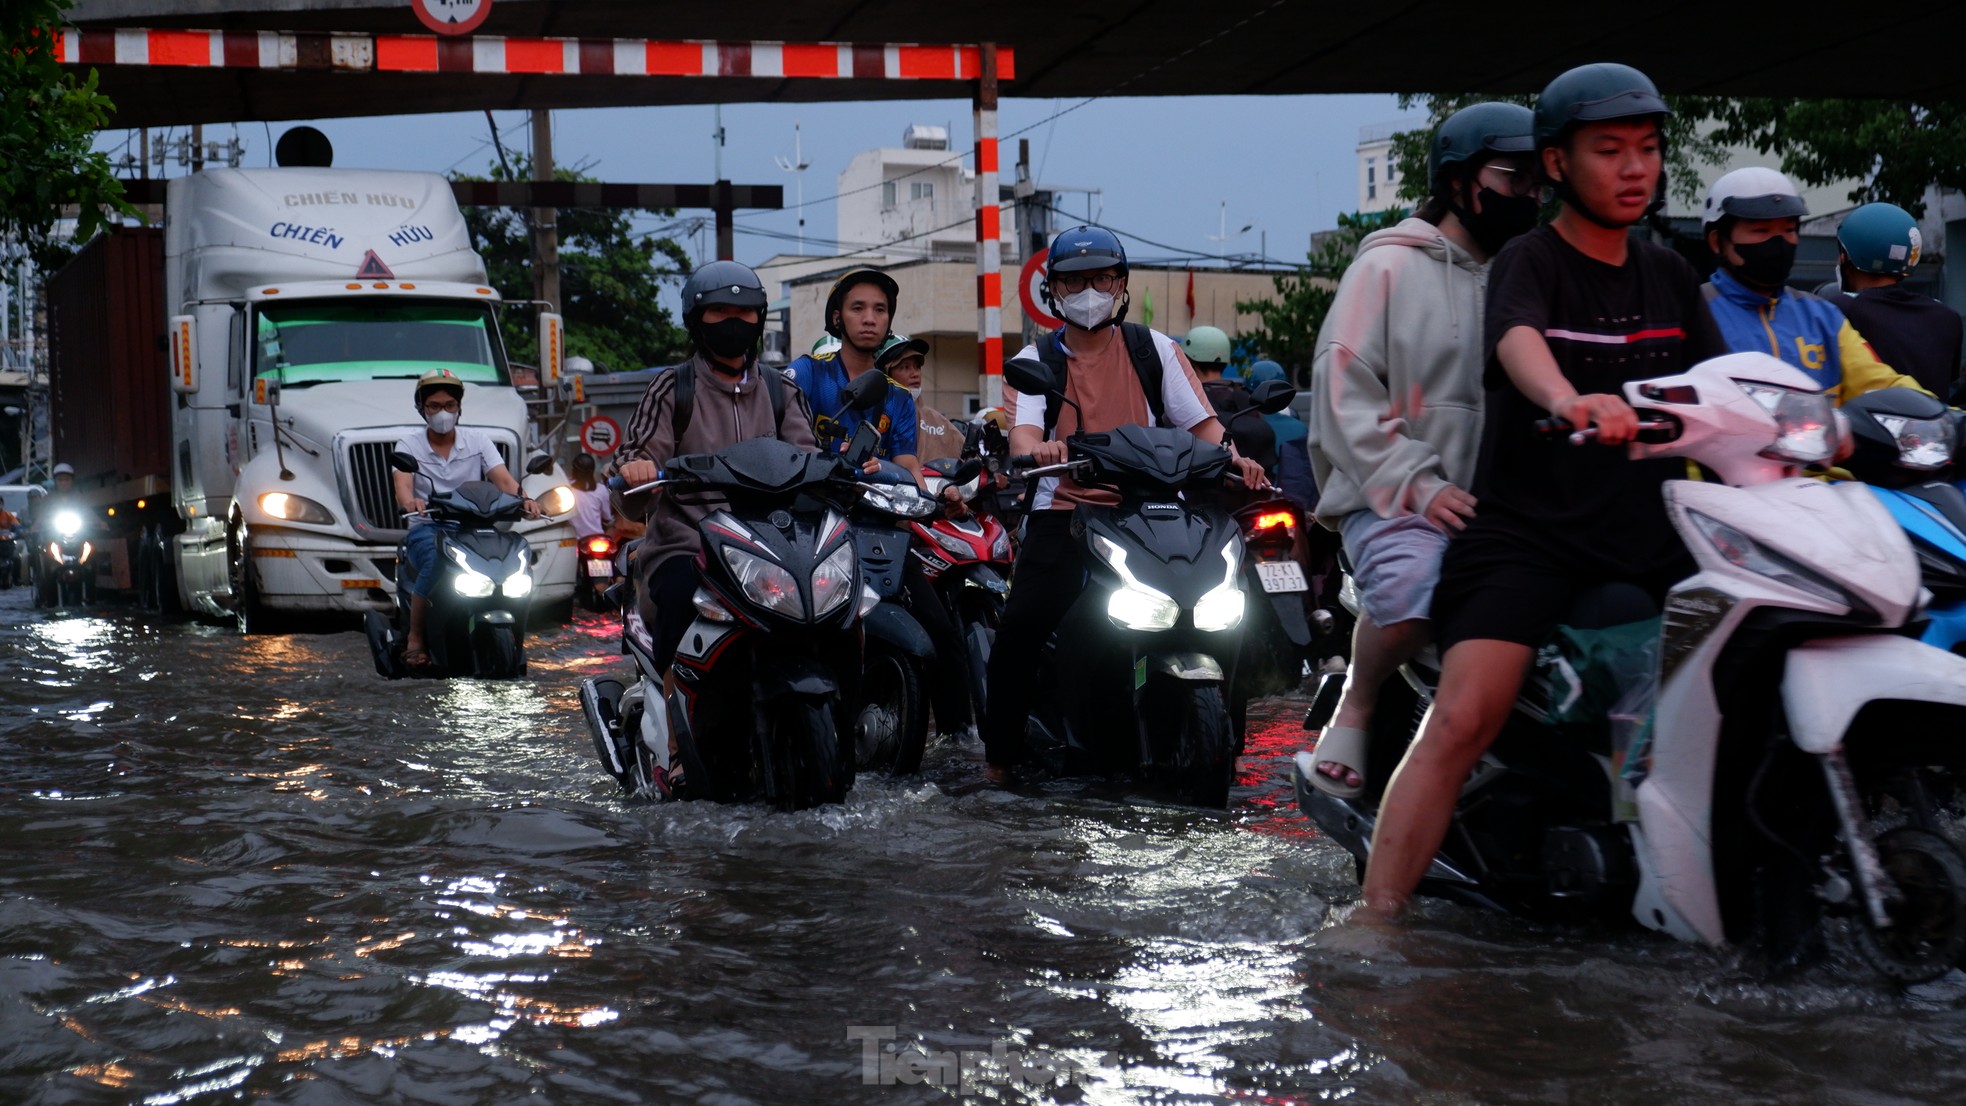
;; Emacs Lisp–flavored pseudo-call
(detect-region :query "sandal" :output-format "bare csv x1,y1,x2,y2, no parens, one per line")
1299,725,1369,799
402,644,433,669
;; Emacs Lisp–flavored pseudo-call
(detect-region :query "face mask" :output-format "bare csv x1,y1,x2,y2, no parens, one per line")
425,410,458,434
697,317,763,362
1729,236,1797,290
1059,287,1117,330
903,384,923,401
1460,188,1541,256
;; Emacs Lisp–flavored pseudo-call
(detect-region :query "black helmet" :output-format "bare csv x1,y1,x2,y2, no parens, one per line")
822,266,900,338
1046,225,1128,278
680,260,767,328
1430,102,1535,192
1533,62,1670,150
1842,387,1958,487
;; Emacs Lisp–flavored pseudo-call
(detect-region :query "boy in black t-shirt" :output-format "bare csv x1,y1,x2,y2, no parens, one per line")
1357,63,1726,919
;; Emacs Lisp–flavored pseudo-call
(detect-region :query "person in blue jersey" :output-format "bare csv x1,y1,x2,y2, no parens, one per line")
788,267,928,481
1699,167,1924,403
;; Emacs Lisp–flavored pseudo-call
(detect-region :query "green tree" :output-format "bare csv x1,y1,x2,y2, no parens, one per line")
1,0,135,252
455,158,692,373
1235,209,1407,383
1700,99,1966,217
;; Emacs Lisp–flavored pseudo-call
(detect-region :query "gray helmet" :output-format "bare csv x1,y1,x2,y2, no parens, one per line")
1430,102,1535,192
679,260,767,328
1533,62,1670,150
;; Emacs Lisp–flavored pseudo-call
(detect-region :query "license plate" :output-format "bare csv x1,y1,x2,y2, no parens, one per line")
1255,560,1308,593
585,560,615,578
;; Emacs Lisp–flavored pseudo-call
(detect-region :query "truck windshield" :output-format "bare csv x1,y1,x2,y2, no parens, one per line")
252,300,508,386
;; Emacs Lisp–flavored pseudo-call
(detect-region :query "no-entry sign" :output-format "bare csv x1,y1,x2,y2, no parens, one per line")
1019,248,1063,331
579,414,622,456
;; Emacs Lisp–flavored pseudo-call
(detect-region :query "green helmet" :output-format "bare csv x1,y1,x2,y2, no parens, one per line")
1430,102,1535,192
1838,202,1922,275
1533,62,1670,149
874,332,930,371
1182,325,1232,366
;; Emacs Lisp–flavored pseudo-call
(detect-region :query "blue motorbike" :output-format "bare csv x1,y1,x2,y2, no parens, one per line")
1840,388,1966,653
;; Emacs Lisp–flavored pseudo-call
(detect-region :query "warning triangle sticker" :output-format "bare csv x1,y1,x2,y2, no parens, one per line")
355,250,396,280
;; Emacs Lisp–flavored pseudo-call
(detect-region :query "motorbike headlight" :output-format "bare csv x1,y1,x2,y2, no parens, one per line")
811,542,858,618
453,570,496,598
722,546,805,619
1873,413,1954,471
1686,509,1856,608
79,542,94,564
259,491,335,525
929,528,975,558
1093,532,1179,630
502,570,533,598
538,485,577,516
1193,537,1246,631
54,511,82,538
856,584,881,618
693,586,735,622
862,483,937,519
1739,382,1836,465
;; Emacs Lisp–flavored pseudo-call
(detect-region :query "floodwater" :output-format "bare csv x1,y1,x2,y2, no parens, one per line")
4,587,1966,1105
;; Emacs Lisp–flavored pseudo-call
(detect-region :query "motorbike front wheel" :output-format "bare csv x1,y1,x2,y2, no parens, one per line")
1168,684,1237,809
1853,827,1966,983
856,646,928,775
766,698,852,811
474,624,524,679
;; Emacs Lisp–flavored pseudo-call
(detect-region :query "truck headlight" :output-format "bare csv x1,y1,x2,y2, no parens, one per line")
259,491,335,524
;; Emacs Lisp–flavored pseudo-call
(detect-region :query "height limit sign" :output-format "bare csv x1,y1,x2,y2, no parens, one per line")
579,414,621,456
413,0,492,35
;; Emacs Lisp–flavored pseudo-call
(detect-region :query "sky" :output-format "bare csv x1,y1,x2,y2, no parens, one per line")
96,92,1412,288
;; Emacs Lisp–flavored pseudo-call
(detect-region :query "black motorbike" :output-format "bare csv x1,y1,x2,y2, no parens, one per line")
583,437,876,810
845,455,939,775
1001,356,1252,807
0,525,22,590
367,452,554,680
34,508,97,609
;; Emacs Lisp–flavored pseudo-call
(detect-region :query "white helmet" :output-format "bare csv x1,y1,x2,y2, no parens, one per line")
51,463,75,477
1703,167,1808,232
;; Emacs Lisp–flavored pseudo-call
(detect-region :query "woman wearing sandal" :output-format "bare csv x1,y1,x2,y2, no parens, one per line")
1298,102,1541,799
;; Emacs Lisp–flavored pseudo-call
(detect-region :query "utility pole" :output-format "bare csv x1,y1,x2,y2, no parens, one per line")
530,109,560,313
191,123,204,173
711,105,734,260
775,121,810,255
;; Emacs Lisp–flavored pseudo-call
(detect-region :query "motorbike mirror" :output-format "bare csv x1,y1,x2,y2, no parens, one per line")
1002,356,1060,397
950,458,984,485
388,450,421,474
524,452,556,476
1249,379,1297,414
841,369,890,412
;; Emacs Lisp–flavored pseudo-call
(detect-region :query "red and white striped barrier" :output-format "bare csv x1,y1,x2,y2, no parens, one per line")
57,28,1015,82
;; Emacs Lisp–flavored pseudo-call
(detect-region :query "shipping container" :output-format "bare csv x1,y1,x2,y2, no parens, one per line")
48,226,171,495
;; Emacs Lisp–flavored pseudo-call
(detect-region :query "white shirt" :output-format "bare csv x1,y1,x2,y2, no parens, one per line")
569,485,612,538
393,425,506,498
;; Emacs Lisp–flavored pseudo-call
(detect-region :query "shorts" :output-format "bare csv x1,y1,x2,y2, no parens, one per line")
1339,510,1448,626
1430,521,1683,653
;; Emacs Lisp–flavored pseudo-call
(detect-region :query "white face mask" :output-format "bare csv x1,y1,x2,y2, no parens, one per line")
903,384,923,401
1059,287,1117,330
425,410,458,434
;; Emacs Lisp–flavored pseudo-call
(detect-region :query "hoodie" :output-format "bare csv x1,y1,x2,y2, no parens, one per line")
1307,217,1487,527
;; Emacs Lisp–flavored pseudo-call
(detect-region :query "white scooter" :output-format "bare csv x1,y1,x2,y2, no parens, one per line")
1296,352,1966,981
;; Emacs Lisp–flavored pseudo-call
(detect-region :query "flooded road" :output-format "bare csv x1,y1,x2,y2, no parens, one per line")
5,588,1966,1104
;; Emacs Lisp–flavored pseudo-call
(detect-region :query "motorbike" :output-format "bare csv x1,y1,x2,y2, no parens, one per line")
998,355,1251,808
580,435,874,811
845,452,938,774
910,449,1013,728
0,525,21,590
367,452,560,680
35,508,97,609
1294,351,1966,982
1837,387,1966,653
575,531,624,612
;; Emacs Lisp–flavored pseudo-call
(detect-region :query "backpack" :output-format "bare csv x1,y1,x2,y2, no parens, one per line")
670,360,788,441
1033,322,1167,436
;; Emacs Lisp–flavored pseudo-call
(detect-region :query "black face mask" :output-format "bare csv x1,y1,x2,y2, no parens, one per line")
696,317,763,364
1458,187,1541,256
1728,236,1797,290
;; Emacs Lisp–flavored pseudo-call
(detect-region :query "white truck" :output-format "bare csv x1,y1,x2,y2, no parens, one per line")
47,166,577,628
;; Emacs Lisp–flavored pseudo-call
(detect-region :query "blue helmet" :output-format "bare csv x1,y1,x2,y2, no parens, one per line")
1839,202,1922,276
1046,225,1128,278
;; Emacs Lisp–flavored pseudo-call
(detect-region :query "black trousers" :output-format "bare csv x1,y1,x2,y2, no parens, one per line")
980,510,1087,766
902,560,972,734
637,552,701,671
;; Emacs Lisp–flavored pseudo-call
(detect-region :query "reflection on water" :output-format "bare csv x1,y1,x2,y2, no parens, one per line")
2,589,1965,1104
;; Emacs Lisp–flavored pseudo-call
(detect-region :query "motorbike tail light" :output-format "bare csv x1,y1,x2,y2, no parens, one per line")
1252,510,1296,533
585,536,615,556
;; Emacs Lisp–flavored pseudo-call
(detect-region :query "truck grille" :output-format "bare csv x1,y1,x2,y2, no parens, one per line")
342,437,514,537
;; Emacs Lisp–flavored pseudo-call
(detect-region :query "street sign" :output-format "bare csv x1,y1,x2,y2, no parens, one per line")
579,414,621,456
413,0,492,36
1018,247,1062,331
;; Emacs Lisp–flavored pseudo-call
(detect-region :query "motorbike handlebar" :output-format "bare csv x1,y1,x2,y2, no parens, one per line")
1533,415,1677,446
606,473,666,496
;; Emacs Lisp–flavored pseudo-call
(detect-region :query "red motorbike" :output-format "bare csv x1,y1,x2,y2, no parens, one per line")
909,457,1015,727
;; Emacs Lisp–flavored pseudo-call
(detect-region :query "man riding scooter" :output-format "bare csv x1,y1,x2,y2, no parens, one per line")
394,369,539,668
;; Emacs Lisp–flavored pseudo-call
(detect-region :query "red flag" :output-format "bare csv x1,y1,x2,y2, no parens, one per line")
1185,270,1196,318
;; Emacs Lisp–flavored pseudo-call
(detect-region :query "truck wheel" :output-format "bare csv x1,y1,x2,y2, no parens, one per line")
227,522,276,635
